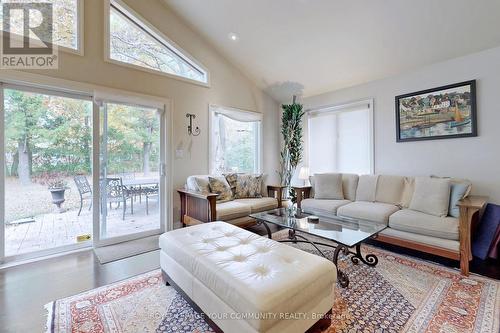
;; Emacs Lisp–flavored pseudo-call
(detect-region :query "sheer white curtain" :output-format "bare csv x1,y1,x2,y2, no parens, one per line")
308,101,374,175
209,105,262,175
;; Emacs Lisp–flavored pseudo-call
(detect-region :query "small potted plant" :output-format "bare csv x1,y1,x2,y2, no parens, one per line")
37,173,69,212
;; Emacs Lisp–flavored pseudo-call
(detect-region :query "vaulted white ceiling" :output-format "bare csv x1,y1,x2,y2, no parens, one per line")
165,0,500,101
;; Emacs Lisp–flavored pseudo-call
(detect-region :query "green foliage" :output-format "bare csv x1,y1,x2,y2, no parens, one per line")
278,101,305,199
4,90,160,180
4,89,45,144
106,103,160,174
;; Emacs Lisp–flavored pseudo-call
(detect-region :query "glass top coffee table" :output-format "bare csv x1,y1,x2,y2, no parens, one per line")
250,208,387,288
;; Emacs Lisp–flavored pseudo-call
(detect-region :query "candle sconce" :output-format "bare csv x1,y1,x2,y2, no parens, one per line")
186,113,200,136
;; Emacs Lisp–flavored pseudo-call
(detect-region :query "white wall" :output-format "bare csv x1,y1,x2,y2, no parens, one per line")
7,0,280,225
304,46,500,204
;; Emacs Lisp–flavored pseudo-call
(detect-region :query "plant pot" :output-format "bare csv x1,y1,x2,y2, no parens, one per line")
49,187,67,212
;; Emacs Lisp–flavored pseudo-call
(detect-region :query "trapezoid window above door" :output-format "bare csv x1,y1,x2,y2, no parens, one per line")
107,0,209,85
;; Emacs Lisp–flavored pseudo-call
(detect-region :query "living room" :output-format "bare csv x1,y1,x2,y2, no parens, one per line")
0,0,499,332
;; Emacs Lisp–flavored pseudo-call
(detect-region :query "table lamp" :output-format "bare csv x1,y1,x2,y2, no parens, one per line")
298,166,310,186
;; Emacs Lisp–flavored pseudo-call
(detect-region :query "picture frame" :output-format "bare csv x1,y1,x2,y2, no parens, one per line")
395,80,477,142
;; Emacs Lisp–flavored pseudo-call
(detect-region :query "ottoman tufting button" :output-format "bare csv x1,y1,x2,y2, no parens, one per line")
254,266,270,276
233,255,246,262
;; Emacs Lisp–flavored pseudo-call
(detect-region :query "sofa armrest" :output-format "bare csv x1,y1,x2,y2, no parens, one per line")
457,195,488,275
292,186,312,209
267,185,286,208
177,189,219,226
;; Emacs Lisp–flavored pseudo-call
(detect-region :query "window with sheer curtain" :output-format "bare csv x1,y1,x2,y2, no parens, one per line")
308,101,374,175
209,105,262,175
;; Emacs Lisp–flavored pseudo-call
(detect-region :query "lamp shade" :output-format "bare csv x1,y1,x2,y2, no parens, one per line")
298,166,310,180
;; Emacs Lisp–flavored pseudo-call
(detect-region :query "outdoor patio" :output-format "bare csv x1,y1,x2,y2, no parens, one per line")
5,183,160,256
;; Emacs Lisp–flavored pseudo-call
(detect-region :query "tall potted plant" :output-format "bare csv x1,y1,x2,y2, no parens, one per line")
278,96,305,202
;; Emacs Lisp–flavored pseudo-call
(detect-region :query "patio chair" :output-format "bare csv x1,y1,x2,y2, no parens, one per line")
145,185,159,215
74,176,92,216
102,177,134,220
121,172,142,203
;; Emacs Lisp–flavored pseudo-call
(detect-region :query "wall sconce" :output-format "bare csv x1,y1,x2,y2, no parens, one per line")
186,113,200,136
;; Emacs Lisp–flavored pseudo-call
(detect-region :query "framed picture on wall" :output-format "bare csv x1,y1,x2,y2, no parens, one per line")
395,80,477,142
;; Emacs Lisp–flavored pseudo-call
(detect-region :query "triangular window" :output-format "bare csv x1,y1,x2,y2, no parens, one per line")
108,1,208,84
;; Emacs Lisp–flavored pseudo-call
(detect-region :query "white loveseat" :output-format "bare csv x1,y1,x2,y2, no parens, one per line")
178,175,284,227
295,174,487,275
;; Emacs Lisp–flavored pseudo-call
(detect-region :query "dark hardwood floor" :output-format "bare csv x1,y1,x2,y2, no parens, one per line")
0,225,498,332
0,249,160,332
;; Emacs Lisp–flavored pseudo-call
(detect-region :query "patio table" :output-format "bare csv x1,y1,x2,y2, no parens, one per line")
122,178,159,187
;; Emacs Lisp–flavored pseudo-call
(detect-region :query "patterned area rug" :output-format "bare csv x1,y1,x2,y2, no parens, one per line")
46,231,500,333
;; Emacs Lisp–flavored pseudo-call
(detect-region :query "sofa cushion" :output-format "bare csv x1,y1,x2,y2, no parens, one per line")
309,173,359,201
337,201,400,225
209,176,234,202
380,228,459,252
301,198,351,216
342,174,359,201
409,177,451,217
400,177,415,208
313,173,344,200
430,176,472,218
216,201,252,220
233,197,278,213
375,175,405,205
355,175,379,202
389,209,459,240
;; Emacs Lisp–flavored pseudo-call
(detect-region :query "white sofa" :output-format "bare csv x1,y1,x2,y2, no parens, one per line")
178,175,284,227
295,174,487,275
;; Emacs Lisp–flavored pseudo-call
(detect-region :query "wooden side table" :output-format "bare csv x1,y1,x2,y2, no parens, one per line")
292,186,312,209
267,185,286,208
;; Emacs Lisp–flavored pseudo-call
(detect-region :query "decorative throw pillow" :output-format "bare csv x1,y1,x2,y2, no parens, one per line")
355,175,379,202
234,174,263,198
208,176,233,202
409,177,451,217
223,173,238,196
313,173,344,200
449,182,471,217
193,176,211,194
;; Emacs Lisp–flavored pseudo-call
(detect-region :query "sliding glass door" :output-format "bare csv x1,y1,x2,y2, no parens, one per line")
1,85,93,258
0,83,168,262
97,101,165,244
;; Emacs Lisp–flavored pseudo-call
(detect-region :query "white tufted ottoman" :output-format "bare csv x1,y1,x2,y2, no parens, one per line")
159,221,337,333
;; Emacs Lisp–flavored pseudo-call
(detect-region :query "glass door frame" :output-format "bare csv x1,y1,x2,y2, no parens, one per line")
92,98,169,248
0,76,173,264
0,85,4,262
0,83,95,264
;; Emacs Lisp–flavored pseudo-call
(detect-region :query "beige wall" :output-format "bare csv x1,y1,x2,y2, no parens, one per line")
11,0,280,225
303,46,500,204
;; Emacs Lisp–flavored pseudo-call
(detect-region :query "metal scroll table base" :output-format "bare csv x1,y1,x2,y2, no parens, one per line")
257,221,379,288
